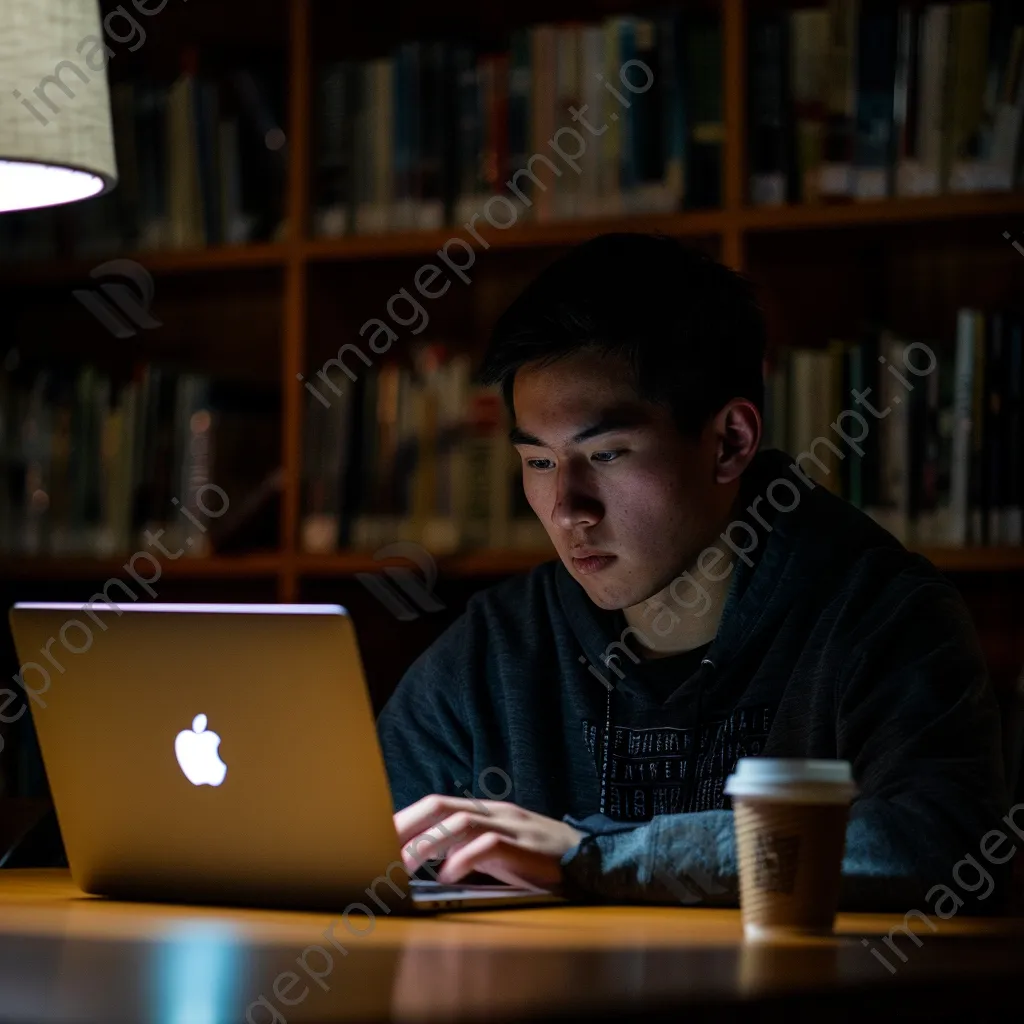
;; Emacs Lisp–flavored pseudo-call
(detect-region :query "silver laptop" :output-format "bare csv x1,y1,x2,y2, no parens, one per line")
8,602,559,911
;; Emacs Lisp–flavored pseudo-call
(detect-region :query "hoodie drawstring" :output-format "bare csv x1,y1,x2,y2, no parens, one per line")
599,655,718,818
599,683,612,815
683,656,716,813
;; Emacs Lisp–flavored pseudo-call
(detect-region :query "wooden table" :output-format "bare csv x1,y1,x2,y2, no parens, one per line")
2,870,1023,1023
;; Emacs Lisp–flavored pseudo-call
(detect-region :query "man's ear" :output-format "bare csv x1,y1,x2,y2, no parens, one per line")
712,399,761,484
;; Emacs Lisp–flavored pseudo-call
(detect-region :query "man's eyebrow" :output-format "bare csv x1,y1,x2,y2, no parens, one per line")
509,409,649,448
509,426,544,446
570,410,648,444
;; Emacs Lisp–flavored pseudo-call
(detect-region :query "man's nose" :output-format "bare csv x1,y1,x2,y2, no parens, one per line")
551,464,603,531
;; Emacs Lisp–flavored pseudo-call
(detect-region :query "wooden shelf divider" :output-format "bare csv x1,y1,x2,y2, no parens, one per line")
0,553,285,581
1,545,1022,584
5,194,1024,284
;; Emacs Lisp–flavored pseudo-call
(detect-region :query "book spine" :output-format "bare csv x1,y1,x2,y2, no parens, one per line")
21,374,50,556
788,351,818,481
137,83,170,248
988,20,1024,190
853,4,898,200
351,367,381,549
452,46,479,223
826,340,846,496
969,310,988,543
947,1,992,192
771,350,790,453
658,13,686,208
99,391,123,555
507,31,531,217
949,309,976,545
314,63,349,237
789,8,830,204
684,15,724,209
568,26,597,216
985,312,1005,542
819,0,858,199
906,341,930,541
479,55,496,199
919,346,944,543
748,12,790,207
418,42,446,230
632,18,670,211
182,376,213,557
1006,316,1024,544
406,44,423,227
879,332,910,541
912,4,951,196
376,59,395,230
893,5,919,194
48,400,71,554
194,78,223,245
110,82,139,249
462,390,501,548
352,62,374,234
531,25,557,223
601,19,622,216
218,118,246,243
493,51,510,206
392,48,410,231
949,1,995,191
444,354,471,549
554,25,582,219
846,344,864,507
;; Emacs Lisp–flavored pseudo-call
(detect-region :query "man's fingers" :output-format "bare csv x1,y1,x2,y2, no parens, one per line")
436,832,556,891
394,795,495,845
400,812,515,871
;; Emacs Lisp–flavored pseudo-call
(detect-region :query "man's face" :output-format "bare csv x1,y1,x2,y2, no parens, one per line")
512,349,733,610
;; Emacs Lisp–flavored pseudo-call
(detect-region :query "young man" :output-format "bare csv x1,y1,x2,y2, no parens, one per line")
377,233,1011,909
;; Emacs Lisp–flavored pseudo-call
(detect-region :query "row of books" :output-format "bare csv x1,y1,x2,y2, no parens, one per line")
765,309,1023,547
302,346,550,555
0,65,287,262
0,362,280,557
314,12,722,236
751,0,1024,206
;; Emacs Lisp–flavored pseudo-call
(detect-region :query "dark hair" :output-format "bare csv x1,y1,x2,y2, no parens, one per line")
478,233,765,436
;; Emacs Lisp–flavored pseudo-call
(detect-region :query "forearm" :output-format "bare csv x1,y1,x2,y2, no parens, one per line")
560,810,738,905
560,798,1011,911
839,796,1013,913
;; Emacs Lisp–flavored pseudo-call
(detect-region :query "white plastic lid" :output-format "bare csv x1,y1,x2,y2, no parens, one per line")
724,758,858,804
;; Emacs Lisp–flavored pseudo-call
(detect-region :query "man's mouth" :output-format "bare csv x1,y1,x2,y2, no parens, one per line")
570,552,616,575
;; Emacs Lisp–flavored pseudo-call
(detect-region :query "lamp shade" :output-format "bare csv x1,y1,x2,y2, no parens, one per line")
0,0,117,213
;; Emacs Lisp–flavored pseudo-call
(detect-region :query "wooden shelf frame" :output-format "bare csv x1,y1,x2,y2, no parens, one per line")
0,553,285,581
12,192,1024,282
3,0,1024,592
2,546,1022,582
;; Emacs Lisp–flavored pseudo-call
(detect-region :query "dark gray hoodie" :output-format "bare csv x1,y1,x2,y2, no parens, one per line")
377,450,1012,911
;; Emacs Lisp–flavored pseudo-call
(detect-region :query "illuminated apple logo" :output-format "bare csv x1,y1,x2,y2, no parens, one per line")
174,714,227,787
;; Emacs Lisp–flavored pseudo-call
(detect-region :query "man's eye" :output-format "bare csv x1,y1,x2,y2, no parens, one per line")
526,458,554,470
591,450,623,463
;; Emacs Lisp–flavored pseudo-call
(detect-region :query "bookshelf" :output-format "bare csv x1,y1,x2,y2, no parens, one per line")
1,0,1024,731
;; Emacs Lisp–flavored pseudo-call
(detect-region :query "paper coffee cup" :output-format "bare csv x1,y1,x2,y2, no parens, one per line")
724,759,857,941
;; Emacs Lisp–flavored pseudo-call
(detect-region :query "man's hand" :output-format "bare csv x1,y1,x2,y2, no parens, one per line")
395,795,586,891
